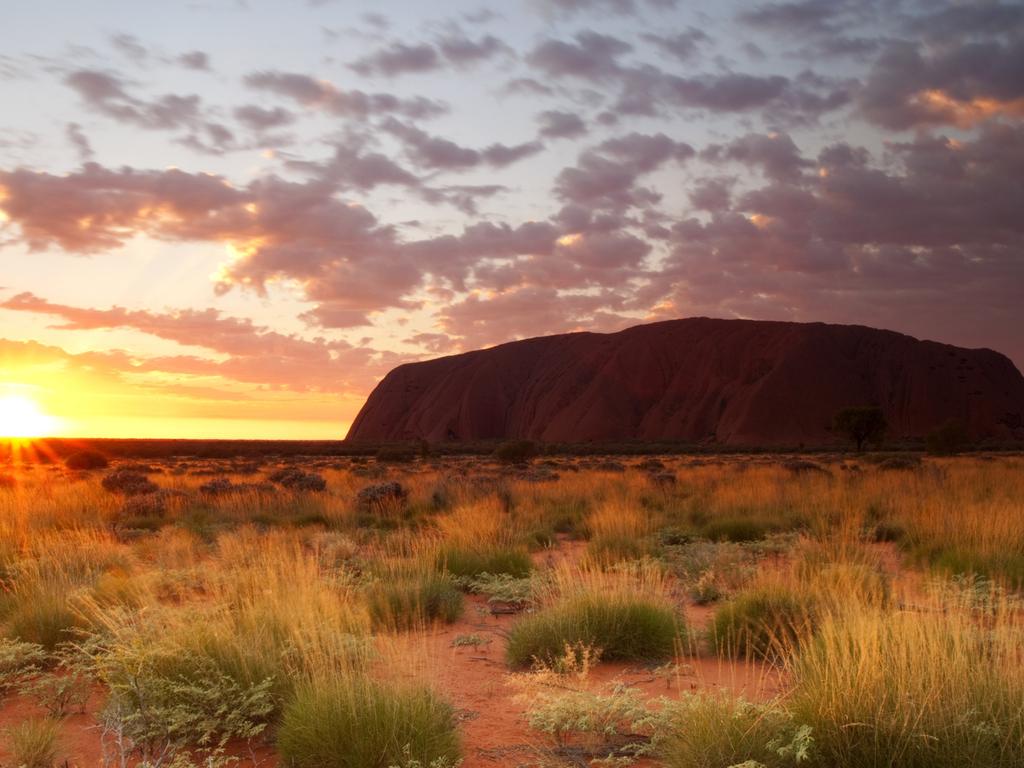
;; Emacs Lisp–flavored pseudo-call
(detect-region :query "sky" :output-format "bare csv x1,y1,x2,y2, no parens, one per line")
1,0,1022,439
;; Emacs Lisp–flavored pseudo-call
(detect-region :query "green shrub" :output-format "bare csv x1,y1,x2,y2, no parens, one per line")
709,586,815,661
277,676,460,768
438,546,533,579
81,633,275,767
4,716,61,768
660,694,813,768
0,638,47,695
506,593,681,667
365,574,463,631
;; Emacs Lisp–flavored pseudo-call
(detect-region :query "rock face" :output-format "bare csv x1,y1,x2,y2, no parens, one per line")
346,318,1024,446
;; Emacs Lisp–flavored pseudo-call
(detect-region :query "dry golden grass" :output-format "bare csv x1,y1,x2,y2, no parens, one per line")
1,453,1023,767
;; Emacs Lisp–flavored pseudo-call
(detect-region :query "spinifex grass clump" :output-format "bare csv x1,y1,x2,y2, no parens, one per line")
506,565,683,667
437,545,533,578
584,498,656,565
364,572,463,631
276,674,460,768
2,585,82,652
709,584,817,661
434,499,534,578
3,716,62,768
659,693,813,768
787,606,1024,768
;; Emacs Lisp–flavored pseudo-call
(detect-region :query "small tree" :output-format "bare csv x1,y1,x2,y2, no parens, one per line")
833,406,887,451
926,418,970,455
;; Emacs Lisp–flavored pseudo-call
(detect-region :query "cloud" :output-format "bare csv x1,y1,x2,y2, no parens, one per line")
65,69,202,130
537,110,587,139
65,123,94,161
437,32,512,66
350,42,440,77
859,37,1024,129
110,33,148,62
178,51,211,70
381,118,543,171
528,31,633,81
243,70,447,120
688,178,732,211
534,0,677,18
702,132,811,182
526,31,851,122
640,28,709,62
350,33,511,77
554,132,694,211
0,295,408,394
233,104,295,131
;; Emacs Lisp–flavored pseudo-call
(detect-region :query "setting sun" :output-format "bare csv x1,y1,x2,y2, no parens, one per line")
0,394,58,438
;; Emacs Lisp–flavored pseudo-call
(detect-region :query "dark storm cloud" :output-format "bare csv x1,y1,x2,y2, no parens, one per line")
243,70,447,120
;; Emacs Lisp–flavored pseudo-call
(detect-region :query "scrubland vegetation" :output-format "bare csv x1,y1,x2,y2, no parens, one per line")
1,449,1023,767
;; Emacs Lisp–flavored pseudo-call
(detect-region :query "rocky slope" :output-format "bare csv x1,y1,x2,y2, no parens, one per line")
346,318,1024,445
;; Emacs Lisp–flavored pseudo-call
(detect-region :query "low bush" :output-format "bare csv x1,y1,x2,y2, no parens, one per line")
493,440,538,464
709,585,816,661
506,592,681,667
64,450,109,471
80,632,275,768
268,468,327,492
365,573,463,631
0,638,47,694
276,675,460,768
355,481,408,517
101,470,158,496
